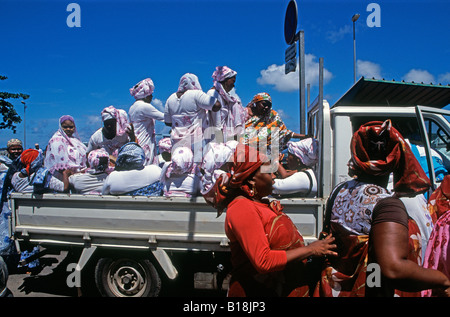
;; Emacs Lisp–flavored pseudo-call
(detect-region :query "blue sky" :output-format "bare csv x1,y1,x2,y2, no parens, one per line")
1,0,449,149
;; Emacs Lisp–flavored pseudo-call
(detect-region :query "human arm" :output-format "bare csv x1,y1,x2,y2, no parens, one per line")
126,123,136,142
371,199,450,295
276,161,297,179
285,234,337,262
61,169,73,192
226,198,336,274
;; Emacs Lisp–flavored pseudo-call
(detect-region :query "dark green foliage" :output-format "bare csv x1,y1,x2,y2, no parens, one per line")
0,76,29,133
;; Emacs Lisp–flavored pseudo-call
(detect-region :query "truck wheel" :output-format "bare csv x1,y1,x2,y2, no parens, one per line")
95,258,161,297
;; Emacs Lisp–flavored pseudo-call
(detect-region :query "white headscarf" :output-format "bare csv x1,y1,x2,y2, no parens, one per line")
200,141,238,195
177,73,202,93
161,147,195,185
130,78,154,100
287,138,319,167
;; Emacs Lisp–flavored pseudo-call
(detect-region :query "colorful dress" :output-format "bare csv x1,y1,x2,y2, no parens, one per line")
44,116,87,173
242,109,294,154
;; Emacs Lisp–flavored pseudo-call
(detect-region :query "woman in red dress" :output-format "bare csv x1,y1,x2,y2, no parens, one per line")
206,143,337,297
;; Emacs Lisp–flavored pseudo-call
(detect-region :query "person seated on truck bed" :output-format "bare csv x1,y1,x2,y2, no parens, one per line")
199,140,238,200
242,92,308,155
0,139,23,205
272,137,318,198
86,106,136,162
69,148,112,195
11,149,71,194
207,143,337,297
313,120,450,297
156,137,172,168
44,115,87,181
102,142,162,196
160,146,201,197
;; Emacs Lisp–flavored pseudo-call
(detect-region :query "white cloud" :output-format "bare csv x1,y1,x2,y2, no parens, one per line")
257,54,333,92
357,60,382,79
326,25,352,44
403,69,436,84
438,72,450,84
152,98,164,112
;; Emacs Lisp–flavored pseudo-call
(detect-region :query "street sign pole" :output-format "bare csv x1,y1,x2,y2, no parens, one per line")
284,0,306,135
298,30,305,135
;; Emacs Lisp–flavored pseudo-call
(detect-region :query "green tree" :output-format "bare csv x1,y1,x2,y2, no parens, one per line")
0,75,29,133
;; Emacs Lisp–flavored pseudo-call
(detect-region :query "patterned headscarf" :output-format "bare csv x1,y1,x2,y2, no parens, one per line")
206,143,267,216
250,92,272,105
287,138,319,167
427,174,450,223
177,73,202,93
20,149,43,176
130,78,154,100
212,66,237,83
7,139,22,149
115,142,145,171
349,120,431,197
158,137,172,153
166,146,194,177
101,106,130,136
87,148,111,174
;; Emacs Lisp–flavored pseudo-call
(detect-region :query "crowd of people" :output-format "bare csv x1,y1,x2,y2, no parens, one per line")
0,66,312,201
1,65,449,298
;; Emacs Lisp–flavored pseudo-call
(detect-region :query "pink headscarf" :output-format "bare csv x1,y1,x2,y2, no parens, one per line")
130,78,154,100
158,137,172,153
212,66,237,83
177,73,202,93
87,148,112,174
101,106,130,136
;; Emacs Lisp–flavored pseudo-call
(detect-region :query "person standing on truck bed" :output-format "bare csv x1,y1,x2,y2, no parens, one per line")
272,137,318,198
44,115,87,181
128,77,164,166
164,73,221,163
242,92,307,155
86,105,136,163
207,66,245,144
207,143,337,297
314,120,450,297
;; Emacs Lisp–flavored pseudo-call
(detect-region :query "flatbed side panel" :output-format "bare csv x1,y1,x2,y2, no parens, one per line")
11,194,324,250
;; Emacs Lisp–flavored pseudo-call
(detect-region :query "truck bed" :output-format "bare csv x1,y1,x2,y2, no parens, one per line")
10,192,324,252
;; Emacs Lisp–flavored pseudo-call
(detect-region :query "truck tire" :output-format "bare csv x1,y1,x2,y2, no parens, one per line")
95,257,161,297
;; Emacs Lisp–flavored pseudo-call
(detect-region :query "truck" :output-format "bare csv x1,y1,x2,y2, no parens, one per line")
7,77,450,297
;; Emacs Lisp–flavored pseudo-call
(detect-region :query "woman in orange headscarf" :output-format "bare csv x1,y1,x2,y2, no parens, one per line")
207,143,337,297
